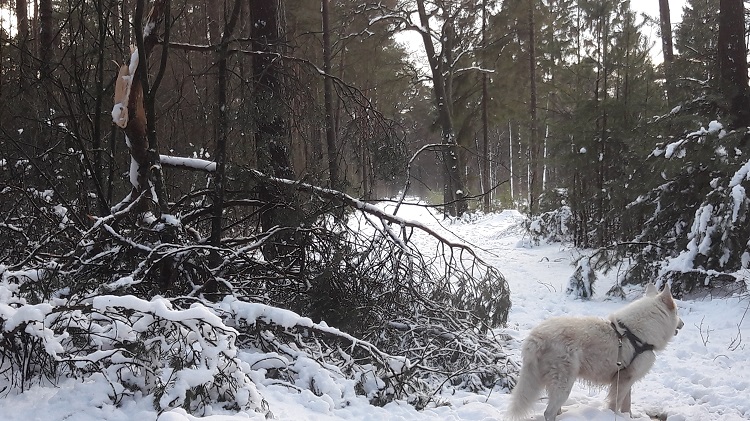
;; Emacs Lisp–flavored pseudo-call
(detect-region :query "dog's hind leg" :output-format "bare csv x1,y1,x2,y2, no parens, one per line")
543,368,577,421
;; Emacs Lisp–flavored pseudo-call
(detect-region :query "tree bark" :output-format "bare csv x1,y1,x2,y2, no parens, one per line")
206,0,221,44
527,0,542,216
210,0,243,248
508,121,514,203
251,0,301,262
718,0,750,128
251,1,294,179
481,0,490,213
415,0,467,217
16,0,29,91
597,9,610,246
92,0,109,215
659,0,676,103
121,0,131,45
0,18,3,98
39,0,54,81
322,0,339,189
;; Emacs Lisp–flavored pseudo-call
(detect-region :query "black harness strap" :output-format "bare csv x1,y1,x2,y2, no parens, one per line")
611,320,655,370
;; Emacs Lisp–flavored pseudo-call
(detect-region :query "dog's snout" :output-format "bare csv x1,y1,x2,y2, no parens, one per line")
675,318,684,335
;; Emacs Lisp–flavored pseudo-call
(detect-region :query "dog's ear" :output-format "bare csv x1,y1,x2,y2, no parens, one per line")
659,286,676,310
645,283,658,296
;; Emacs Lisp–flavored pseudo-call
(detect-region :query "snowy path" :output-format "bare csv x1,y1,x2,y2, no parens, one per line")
0,206,748,421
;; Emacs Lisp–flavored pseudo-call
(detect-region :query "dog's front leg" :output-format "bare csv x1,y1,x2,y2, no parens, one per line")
620,387,632,414
607,372,635,414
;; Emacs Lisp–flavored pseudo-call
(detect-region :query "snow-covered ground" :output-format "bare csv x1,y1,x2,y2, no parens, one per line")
1,203,748,421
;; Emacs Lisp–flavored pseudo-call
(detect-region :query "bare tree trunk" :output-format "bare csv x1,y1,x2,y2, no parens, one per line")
415,0,467,217
16,0,29,91
109,0,173,292
659,0,676,103
210,0,242,248
92,0,109,214
527,0,542,216
39,0,54,81
597,10,610,246
251,0,302,264
206,0,221,44
481,0,490,213
322,0,339,189
32,0,38,59
0,20,3,98
718,0,750,128
509,121,514,203
251,1,294,178
121,0,131,45
108,0,130,205
140,0,171,214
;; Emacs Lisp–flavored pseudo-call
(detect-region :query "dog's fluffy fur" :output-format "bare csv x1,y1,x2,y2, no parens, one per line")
507,284,683,421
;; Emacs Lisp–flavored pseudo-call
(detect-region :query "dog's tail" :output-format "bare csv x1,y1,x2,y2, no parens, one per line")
506,353,544,420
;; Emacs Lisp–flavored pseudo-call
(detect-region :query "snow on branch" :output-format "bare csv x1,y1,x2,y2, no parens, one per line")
454,66,495,75
0,279,272,413
0,276,420,414
159,154,217,172
653,120,725,159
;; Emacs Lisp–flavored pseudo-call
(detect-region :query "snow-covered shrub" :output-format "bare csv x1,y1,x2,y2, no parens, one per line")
528,189,574,244
0,277,268,415
220,297,410,407
0,273,61,390
567,257,596,299
565,246,635,299
658,270,744,299
375,315,516,408
529,205,573,244
87,296,266,413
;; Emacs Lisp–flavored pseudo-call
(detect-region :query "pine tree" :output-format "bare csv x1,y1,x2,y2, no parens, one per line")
615,0,750,297
539,1,663,248
673,0,720,104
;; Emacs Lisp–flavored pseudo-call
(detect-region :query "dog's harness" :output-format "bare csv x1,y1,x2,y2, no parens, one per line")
611,320,655,370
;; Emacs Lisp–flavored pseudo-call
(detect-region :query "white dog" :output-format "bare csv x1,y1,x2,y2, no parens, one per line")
507,284,683,420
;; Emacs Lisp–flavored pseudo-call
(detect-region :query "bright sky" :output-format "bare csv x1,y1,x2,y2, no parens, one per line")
633,0,686,24
394,0,690,65
0,9,12,34
632,0,687,62
1,0,689,61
